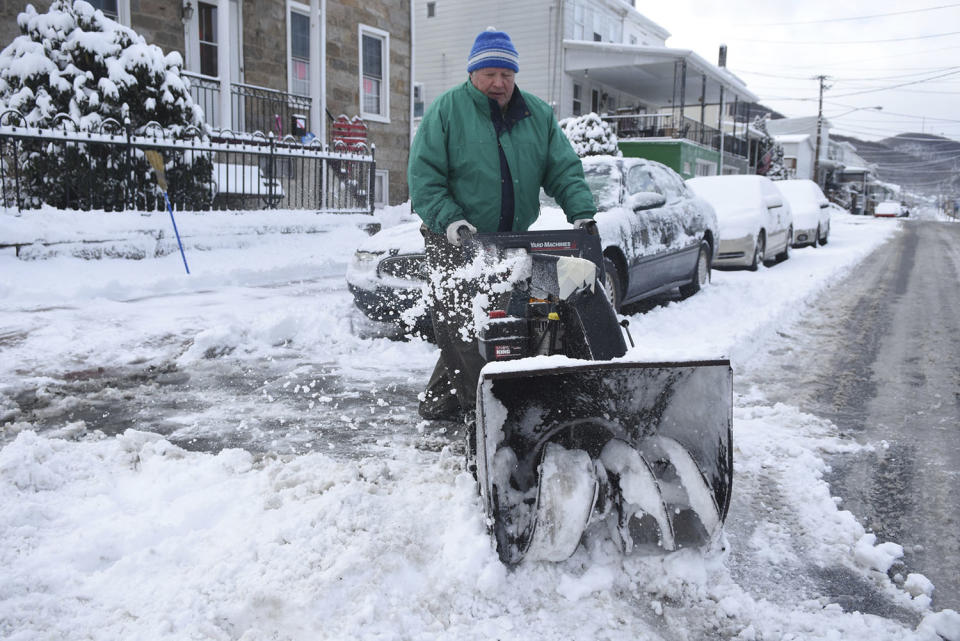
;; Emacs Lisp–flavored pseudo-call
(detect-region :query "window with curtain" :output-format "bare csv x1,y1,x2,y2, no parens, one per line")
361,29,388,117
290,11,310,96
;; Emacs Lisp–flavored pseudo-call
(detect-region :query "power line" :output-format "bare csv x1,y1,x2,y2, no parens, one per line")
828,69,960,98
739,4,960,27
730,45,960,68
825,101,960,123
730,30,960,45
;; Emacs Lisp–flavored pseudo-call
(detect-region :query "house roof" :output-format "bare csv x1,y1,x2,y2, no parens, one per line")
562,41,758,106
766,116,822,136
775,133,812,144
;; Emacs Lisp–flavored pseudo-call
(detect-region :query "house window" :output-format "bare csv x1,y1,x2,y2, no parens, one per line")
426,2,436,17
289,9,310,96
573,5,585,39
413,83,424,118
88,0,118,20
629,35,638,45
573,84,582,116
695,159,717,176
198,2,218,77
374,170,389,208
360,25,390,121
593,32,602,42
591,89,599,114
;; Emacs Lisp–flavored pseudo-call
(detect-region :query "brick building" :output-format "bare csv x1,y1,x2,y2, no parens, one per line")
0,0,413,206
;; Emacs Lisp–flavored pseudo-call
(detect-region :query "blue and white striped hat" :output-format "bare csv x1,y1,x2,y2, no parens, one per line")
467,28,519,73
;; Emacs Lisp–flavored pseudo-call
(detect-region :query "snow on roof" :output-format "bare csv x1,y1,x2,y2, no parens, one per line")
774,134,812,144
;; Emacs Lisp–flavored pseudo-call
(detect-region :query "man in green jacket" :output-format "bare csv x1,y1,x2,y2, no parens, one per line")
409,28,597,425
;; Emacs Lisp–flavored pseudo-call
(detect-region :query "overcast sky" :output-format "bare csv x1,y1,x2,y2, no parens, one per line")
637,1,960,142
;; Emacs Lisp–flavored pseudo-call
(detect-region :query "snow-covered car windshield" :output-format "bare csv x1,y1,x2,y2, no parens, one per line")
583,164,621,210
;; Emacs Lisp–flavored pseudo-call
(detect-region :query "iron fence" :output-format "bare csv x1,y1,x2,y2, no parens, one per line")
0,110,375,214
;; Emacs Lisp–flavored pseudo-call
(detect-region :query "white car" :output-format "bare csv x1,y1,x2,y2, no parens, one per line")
686,175,794,270
774,179,831,247
875,200,904,218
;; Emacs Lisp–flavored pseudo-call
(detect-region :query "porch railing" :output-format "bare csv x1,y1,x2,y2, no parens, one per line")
602,112,749,159
184,72,332,144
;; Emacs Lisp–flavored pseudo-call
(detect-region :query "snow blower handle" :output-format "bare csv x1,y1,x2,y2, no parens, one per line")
456,223,476,247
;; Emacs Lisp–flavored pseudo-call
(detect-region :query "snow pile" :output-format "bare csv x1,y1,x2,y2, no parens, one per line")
559,112,621,157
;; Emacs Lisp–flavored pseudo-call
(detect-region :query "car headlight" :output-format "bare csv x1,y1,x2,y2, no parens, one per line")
378,253,427,281
353,250,382,265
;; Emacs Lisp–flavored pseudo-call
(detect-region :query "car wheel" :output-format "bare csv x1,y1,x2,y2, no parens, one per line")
602,258,623,312
679,241,710,298
770,227,792,265
749,232,765,271
813,225,821,248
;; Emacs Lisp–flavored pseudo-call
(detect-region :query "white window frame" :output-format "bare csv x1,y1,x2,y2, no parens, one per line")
374,169,389,208
89,0,130,24
359,24,390,123
573,4,586,40
287,1,312,97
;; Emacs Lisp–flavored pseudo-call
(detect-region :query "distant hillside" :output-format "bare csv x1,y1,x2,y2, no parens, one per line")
832,133,960,196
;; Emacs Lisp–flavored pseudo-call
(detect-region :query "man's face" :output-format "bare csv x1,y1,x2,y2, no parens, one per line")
470,68,516,109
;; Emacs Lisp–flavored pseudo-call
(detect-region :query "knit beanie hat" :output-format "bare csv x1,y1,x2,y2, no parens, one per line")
467,27,519,73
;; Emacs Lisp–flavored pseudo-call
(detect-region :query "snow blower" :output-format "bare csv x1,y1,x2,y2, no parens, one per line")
463,228,732,564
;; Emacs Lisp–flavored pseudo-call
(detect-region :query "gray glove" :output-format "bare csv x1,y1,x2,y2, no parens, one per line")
573,218,598,235
445,220,478,246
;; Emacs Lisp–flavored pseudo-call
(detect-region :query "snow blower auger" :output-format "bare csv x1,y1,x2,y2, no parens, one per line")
464,227,733,565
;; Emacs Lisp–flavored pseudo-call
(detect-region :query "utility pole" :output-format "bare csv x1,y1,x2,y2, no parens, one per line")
812,75,830,189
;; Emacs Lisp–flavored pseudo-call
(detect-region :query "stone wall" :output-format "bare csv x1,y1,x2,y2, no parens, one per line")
326,0,411,205
240,0,286,91
130,0,183,55
0,0,53,47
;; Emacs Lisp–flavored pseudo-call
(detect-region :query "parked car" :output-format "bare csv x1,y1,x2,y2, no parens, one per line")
346,156,719,337
774,179,831,247
686,174,794,270
875,200,904,218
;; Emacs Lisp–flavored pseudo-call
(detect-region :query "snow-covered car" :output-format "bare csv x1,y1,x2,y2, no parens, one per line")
346,156,719,337
574,155,718,310
686,175,794,270
774,179,831,247
345,220,433,340
874,201,904,218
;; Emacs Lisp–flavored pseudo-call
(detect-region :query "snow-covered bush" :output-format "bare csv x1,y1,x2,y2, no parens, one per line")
0,1,212,210
559,112,621,158
753,114,788,180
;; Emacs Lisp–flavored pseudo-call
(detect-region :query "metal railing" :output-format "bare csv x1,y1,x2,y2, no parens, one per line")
231,82,312,139
602,112,749,159
0,110,375,214
183,72,315,140
183,71,221,128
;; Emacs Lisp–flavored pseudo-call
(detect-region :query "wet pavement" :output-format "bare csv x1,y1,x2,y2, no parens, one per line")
741,220,960,612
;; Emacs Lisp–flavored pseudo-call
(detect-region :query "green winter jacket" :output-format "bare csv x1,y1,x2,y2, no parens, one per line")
408,80,596,234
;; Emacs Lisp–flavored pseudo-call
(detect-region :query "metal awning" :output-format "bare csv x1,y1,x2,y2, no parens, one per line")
563,40,758,107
